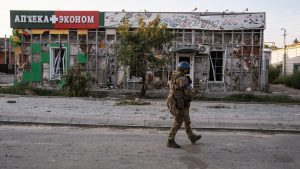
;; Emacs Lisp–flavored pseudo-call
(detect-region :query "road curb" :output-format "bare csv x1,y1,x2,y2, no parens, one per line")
1,120,300,134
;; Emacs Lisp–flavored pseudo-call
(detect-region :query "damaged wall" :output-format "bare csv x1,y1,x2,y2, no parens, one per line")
10,10,265,92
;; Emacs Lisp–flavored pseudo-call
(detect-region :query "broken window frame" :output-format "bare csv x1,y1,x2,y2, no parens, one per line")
49,47,67,80
208,51,224,82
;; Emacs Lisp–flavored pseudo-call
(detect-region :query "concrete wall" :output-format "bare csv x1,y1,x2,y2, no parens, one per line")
271,46,300,75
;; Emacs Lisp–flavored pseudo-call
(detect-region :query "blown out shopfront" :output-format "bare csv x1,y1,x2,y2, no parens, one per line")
10,10,266,91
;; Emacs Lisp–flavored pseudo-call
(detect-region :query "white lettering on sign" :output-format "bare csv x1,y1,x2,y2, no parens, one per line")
87,16,94,23
14,14,95,24
57,15,94,24
81,16,87,23
75,16,80,23
14,15,20,22
15,15,50,23
44,16,49,23
69,16,75,23
21,16,26,22
37,16,43,22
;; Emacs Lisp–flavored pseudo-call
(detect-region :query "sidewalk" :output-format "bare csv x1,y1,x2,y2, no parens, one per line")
0,95,300,132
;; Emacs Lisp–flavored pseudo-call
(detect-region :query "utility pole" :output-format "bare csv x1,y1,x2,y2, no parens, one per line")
281,28,287,77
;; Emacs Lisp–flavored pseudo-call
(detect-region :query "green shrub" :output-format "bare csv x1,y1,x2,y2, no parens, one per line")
63,66,95,97
268,65,282,83
0,83,63,96
0,85,27,95
272,77,286,84
284,72,300,89
223,93,300,103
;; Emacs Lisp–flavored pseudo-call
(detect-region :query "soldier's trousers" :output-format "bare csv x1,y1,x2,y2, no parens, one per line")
168,107,194,141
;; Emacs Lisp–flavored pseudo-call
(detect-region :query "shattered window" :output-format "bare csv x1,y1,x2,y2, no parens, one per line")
195,30,203,45
253,33,261,46
183,30,192,46
224,32,232,45
214,31,222,46
32,34,40,43
50,47,66,80
233,32,242,46
203,31,212,45
88,31,96,44
69,30,77,43
174,29,183,45
209,51,224,81
41,31,49,42
50,34,59,43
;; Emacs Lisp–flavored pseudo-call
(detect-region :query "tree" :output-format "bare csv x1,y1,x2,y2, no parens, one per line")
294,38,299,44
117,15,173,97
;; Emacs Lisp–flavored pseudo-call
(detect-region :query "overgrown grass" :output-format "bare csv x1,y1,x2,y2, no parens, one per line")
268,65,300,90
32,88,63,96
194,93,300,103
207,104,232,109
284,72,300,89
223,94,299,103
115,100,151,106
0,85,63,96
0,85,27,95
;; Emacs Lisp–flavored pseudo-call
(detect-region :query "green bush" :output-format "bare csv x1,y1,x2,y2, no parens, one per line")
0,85,27,95
272,77,286,84
0,83,62,96
268,65,281,83
223,93,300,103
63,66,95,97
284,72,300,89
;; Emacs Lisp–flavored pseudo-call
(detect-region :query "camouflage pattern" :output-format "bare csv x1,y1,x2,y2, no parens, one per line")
167,71,194,141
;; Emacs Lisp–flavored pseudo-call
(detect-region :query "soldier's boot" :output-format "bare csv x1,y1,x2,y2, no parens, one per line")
189,135,202,144
167,139,181,148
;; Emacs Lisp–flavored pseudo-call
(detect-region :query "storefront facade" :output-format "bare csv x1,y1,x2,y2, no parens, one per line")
10,10,266,91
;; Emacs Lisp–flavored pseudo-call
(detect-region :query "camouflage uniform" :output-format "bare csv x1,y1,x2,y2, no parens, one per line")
167,71,194,141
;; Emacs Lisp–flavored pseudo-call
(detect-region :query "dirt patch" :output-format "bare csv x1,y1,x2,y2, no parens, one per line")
269,84,300,96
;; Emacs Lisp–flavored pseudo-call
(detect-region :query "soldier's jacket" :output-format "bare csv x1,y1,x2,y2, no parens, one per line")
167,71,192,115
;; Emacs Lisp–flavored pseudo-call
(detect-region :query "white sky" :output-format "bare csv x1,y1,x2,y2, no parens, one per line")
1,0,299,47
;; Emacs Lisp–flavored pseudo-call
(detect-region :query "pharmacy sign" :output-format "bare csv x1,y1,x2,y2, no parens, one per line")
11,10,99,29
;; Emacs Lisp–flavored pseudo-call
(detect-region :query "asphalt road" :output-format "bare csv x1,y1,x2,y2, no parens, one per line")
0,125,299,169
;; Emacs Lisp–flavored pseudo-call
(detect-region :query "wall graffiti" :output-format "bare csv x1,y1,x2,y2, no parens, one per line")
104,12,265,30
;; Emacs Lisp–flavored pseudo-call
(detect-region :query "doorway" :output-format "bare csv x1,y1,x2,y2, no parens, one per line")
176,53,194,87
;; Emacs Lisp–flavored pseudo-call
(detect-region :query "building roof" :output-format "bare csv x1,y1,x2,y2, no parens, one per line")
287,42,300,48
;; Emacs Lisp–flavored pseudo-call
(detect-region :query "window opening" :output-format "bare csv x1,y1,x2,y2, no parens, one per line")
209,51,224,81
50,47,66,80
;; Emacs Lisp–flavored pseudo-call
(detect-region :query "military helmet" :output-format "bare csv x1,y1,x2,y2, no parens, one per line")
177,61,191,70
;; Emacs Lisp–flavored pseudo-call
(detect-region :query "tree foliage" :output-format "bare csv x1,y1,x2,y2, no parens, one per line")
117,15,173,97
294,38,299,44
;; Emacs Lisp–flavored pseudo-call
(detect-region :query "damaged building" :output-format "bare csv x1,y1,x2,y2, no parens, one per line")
271,42,300,75
10,10,266,92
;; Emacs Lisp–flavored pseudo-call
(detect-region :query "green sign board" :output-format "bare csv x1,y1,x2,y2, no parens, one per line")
11,10,54,29
10,10,104,29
